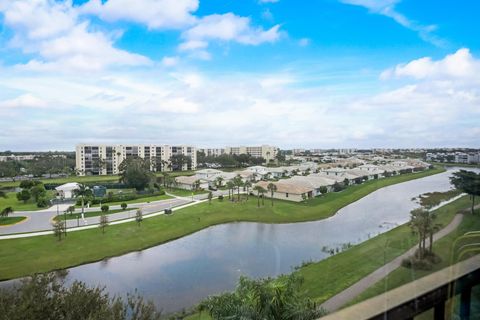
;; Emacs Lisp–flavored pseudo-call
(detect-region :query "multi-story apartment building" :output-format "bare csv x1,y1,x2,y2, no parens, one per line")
75,144,196,176
198,148,226,157
225,145,278,162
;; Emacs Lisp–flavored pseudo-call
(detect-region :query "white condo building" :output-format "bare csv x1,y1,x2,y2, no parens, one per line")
225,145,279,162
199,145,278,162
76,144,196,176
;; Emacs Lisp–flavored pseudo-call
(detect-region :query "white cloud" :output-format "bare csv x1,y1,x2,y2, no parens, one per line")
79,0,198,30
0,94,47,109
298,38,311,47
161,56,180,67
0,0,151,72
381,48,480,81
340,0,445,46
179,13,281,55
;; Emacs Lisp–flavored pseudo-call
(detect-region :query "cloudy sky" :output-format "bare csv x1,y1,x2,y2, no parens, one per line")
0,0,479,151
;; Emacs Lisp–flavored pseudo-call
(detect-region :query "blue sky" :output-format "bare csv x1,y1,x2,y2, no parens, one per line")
0,0,479,150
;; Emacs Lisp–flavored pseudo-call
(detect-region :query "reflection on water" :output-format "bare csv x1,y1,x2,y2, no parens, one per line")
3,167,478,314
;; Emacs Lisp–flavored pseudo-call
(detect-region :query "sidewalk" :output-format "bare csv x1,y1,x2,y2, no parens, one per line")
320,195,467,312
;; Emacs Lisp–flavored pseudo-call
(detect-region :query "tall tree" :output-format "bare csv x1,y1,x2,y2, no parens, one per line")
226,181,235,200
215,176,224,188
16,189,31,203
208,191,213,204
73,184,93,220
99,214,109,234
233,175,244,201
267,183,277,206
244,181,252,200
450,170,480,214
135,209,143,226
253,185,266,207
119,157,153,191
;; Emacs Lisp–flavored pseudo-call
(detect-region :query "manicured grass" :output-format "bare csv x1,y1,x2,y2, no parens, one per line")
0,191,54,211
348,207,480,308
294,196,469,304
0,217,27,226
0,171,196,188
54,209,126,221
167,188,208,197
86,194,172,208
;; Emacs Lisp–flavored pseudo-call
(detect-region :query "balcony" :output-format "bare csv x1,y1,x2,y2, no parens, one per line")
320,254,480,320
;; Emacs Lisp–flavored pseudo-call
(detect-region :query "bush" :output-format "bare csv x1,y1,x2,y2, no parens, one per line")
401,257,433,270
121,203,127,210
164,208,173,215
101,205,109,213
37,197,49,208
218,195,224,201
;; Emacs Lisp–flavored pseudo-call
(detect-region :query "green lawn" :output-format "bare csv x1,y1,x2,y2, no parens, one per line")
54,209,127,221
86,193,173,208
0,170,196,188
0,216,27,226
348,207,480,308
167,188,208,197
0,191,55,211
0,167,443,280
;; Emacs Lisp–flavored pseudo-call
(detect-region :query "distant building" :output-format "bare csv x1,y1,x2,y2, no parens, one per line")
225,145,278,162
75,144,196,176
0,154,36,162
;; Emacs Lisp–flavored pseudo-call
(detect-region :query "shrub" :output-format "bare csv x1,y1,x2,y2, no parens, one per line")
402,257,433,270
37,197,49,208
121,203,127,210
218,195,224,201
101,205,109,213
164,208,173,215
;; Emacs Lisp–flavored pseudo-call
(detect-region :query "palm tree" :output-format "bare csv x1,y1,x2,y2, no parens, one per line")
73,184,93,220
267,182,277,206
233,175,244,201
215,176,224,188
244,181,252,200
253,185,266,207
409,208,429,258
226,181,235,200
1,207,13,218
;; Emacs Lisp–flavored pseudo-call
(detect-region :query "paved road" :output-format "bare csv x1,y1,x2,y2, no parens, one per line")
0,198,189,234
320,213,465,312
0,189,232,235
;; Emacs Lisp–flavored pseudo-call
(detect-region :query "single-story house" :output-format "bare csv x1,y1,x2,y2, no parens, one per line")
254,180,313,202
289,175,336,195
174,176,209,191
55,182,80,199
196,169,223,180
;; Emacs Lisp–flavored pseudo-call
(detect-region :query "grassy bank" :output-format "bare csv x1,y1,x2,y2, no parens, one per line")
0,167,443,280
0,217,27,226
296,196,468,304
348,207,480,308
